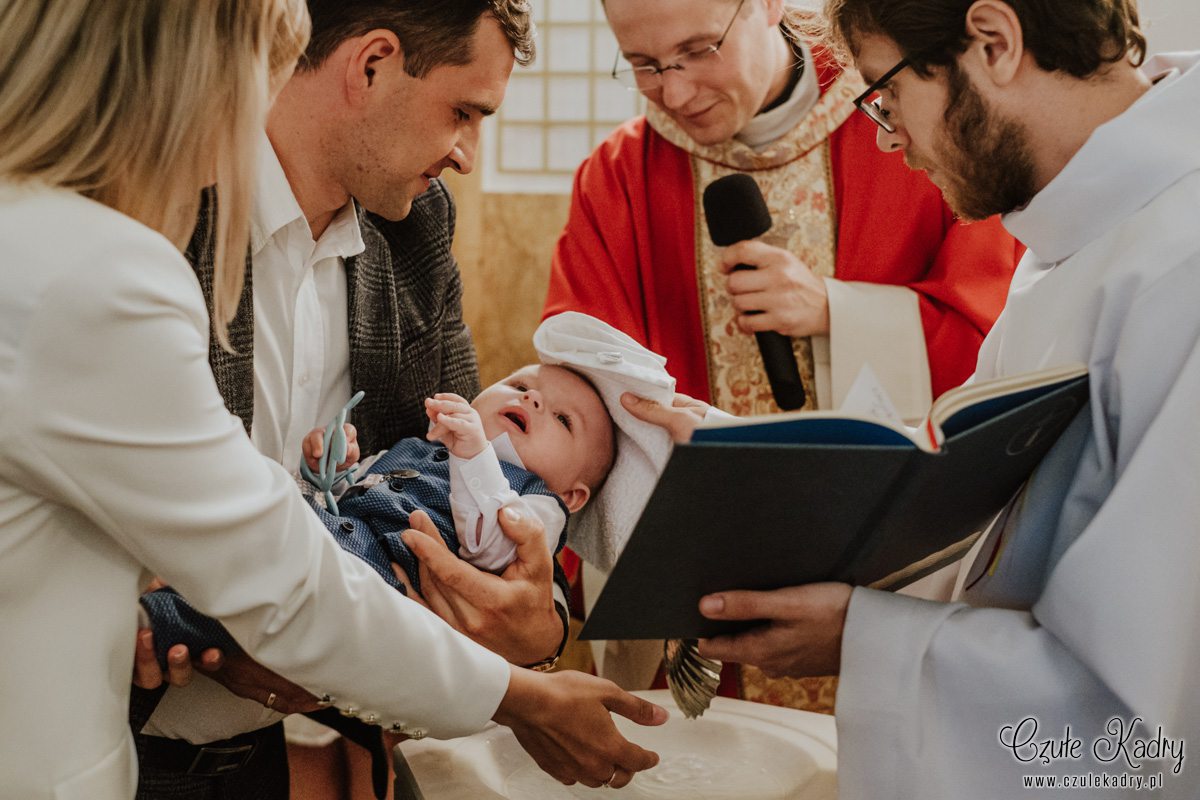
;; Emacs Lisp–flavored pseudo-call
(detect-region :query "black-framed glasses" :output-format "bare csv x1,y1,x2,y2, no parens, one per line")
611,0,746,92
853,57,911,133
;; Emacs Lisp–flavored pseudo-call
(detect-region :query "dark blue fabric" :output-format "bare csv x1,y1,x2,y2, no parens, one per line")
140,588,242,662
140,438,569,668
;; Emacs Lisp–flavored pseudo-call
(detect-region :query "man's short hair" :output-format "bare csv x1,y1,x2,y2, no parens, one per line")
823,0,1146,79
300,0,535,76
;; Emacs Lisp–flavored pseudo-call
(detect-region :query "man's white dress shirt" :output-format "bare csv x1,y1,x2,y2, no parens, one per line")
248,135,360,471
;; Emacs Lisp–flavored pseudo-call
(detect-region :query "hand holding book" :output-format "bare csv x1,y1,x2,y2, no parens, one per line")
695,583,854,678
581,364,1089,641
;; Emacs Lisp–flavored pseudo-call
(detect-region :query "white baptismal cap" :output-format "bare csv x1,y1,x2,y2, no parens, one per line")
532,312,676,572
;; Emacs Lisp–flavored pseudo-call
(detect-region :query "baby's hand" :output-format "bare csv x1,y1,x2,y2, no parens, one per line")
425,394,487,459
302,424,360,473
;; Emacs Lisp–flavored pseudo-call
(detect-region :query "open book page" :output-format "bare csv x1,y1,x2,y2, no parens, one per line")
692,363,1087,452
840,364,933,448
839,364,906,428
928,364,1089,441
692,364,928,448
691,408,922,447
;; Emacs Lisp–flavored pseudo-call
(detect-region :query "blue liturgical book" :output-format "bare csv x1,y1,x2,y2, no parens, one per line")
580,365,1089,640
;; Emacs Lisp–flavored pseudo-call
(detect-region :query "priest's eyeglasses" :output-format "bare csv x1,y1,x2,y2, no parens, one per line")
611,0,746,92
853,57,912,133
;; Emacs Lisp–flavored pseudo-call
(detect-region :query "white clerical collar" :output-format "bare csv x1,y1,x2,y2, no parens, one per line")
736,39,820,151
250,132,364,260
1003,52,1200,265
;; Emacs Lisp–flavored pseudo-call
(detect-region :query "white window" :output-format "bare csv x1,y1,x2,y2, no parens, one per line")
483,0,644,194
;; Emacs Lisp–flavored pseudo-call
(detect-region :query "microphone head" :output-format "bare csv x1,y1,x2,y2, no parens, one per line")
702,174,772,246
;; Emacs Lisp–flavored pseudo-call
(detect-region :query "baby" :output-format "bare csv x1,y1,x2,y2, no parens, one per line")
140,311,677,669
302,362,617,588
140,364,617,666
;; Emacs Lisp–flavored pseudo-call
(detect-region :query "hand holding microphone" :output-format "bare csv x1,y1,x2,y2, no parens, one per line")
702,174,812,411
718,240,831,339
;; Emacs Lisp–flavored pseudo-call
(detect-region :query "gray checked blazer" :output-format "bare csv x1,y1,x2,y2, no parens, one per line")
187,178,481,454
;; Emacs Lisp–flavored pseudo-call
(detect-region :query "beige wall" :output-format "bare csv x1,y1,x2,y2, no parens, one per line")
442,169,571,388
1141,0,1200,54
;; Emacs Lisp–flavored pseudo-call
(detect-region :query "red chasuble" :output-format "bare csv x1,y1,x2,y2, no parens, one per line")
545,57,1021,404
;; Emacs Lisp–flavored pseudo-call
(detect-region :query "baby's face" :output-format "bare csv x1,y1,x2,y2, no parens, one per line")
472,365,613,513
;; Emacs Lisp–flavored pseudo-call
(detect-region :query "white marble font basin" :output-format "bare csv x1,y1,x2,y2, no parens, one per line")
395,689,838,799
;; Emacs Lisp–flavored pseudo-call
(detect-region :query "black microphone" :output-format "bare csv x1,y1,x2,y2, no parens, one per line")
702,174,807,410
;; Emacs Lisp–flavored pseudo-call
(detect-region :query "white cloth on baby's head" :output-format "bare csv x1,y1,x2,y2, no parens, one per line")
533,311,676,572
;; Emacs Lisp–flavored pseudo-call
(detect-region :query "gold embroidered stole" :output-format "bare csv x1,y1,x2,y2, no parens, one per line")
646,72,860,417
647,72,862,714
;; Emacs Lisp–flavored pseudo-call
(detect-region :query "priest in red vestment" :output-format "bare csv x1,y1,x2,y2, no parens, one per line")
545,0,1022,712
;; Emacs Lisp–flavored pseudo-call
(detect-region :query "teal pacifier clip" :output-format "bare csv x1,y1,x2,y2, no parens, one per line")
299,390,365,517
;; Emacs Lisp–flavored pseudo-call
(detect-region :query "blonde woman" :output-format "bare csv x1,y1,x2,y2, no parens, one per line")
0,2,664,798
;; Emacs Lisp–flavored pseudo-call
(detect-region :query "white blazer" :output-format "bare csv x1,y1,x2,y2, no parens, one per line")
0,184,509,800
